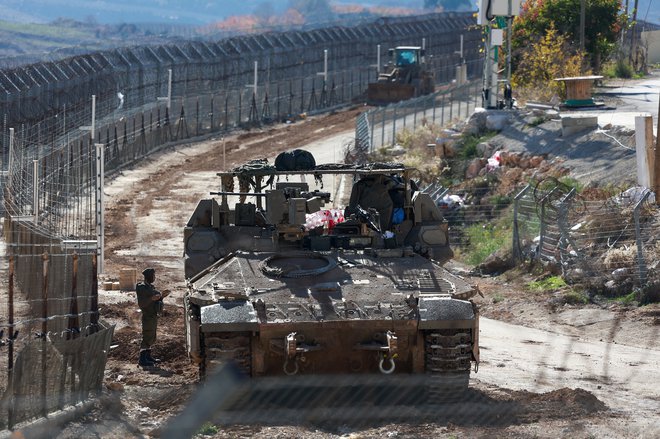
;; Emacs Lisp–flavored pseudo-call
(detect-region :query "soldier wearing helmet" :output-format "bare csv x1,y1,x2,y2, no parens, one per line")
136,267,169,368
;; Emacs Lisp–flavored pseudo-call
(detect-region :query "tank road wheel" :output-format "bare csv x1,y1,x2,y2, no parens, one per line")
424,329,472,404
201,331,252,380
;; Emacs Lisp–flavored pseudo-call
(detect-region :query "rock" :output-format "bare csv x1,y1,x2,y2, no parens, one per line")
435,137,456,158
611,268,630,282
518,157,530,170
476,248,515,275
106,382,125,392
529,155,544,168
506,152,522,167
477,141,493,157
486,113,511,131
465,158,485,179
464,108,487,135
389,144,406,156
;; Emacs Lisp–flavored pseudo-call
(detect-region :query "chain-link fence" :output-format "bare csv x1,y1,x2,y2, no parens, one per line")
420,179,659,291
513,185,659,289
0,219,112,429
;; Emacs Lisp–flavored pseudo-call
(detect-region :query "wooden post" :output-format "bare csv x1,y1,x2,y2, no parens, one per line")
91,254,99,333
8,255,15,428
68,253,79,338
41,252,49,417
635,115,654,188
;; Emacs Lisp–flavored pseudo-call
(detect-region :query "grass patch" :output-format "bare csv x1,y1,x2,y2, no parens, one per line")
527,116,546,127
197,422,219,436
613,291,637,305
562,290,589,305
490,194,513,210
602,59,633,79
459,131,498,160
528,275,567,292
462,222,511,266
558,176,584,193
492,293,505,303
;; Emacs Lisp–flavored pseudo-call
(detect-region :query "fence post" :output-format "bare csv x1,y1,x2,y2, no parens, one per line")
224,95,229,131
369,111,375,153
91,253,99,332
238,91,242,126
512,185,531,263
449,90,453,122
538,187,558,261
33,159,39,223
459,86,464,119
557,189,577,277
432,93,437,124
413,101,417,128
95,143,105,275
8,254,14,428
392,107,397,147
441,94,445,126
41,251,49,417
196,98,200,136
380,108,386,150
68,253,80,337
633,190,651,285
210,96,214,131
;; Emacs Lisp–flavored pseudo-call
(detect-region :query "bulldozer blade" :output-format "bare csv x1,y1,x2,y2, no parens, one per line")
367,83,416,105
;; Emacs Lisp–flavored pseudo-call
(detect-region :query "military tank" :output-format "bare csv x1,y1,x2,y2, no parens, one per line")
183,154,479,402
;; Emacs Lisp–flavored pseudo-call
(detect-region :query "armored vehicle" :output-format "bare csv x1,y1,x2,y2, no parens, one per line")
183,156,479,399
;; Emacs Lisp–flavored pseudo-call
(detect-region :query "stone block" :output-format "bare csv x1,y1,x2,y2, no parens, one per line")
561,114,598,136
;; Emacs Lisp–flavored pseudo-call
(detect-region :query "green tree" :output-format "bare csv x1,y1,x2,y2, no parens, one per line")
512,23,589,101
513,0,624,70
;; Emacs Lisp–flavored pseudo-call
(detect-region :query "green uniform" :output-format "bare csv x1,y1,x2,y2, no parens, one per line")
136,281,161,350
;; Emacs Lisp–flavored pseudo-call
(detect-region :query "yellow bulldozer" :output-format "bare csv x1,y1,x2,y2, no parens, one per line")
367,46,435,105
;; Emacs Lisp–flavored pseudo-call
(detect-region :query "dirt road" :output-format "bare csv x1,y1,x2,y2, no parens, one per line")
60,106,660,438
478,317,660,436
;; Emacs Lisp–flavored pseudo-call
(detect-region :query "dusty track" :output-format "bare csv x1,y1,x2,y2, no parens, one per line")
54,107,660,438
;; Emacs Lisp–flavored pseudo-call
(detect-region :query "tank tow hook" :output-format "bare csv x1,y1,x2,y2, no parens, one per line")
355,331,398,374
283,332,321,376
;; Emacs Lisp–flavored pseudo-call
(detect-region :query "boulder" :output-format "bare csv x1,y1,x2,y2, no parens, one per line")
465,158,485,179
529,155,544,168
477,141,494,157
486,113,511,131
476,248,515,275
464,108,488,135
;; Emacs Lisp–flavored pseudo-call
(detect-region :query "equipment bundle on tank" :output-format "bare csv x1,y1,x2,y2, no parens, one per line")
183,152,479,405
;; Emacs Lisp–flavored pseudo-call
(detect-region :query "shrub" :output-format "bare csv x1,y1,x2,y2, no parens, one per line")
512,23,590,102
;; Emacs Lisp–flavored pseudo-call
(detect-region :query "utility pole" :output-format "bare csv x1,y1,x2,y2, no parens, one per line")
579,0,586,52
629,0,639,66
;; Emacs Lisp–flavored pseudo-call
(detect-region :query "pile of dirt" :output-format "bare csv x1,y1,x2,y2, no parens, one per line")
513,387,608,422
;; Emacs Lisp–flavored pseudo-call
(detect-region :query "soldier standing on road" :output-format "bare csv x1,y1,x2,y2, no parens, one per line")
136,268,170,368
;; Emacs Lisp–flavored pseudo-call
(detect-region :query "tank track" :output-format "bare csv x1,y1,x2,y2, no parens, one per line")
201,331,252,379
424,329,472,403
